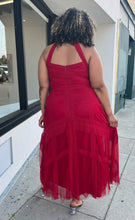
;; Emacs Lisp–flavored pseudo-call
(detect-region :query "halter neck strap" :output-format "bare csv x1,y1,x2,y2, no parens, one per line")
74,43,88,67
46,43,56,66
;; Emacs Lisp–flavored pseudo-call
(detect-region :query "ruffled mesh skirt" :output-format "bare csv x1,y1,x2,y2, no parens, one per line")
39,117,120,202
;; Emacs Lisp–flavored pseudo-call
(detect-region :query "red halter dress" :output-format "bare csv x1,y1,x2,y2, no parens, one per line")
39,43,120,201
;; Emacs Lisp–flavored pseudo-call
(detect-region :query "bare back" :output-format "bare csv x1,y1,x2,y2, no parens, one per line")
44,43,91,66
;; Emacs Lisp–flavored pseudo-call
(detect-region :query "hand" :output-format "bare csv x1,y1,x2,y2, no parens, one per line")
38,115,44,128
108,114,118,127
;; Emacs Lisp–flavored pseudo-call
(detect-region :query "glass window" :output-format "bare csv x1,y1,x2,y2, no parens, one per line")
133,54,135,86
0,0,19,118
22,0,48,105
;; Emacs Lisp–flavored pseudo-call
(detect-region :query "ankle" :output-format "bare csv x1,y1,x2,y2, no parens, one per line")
71,199,82,203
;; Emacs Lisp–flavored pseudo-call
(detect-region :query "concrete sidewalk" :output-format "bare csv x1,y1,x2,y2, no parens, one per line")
0,98,135,220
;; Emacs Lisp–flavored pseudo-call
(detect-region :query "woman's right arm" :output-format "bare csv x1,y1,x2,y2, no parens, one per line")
38,49,50,116
88,47,118,128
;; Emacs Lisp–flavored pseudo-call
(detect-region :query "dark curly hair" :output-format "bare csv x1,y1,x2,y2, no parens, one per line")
50,8,96,47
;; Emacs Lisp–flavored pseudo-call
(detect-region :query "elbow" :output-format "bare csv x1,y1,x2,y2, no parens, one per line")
92,84,105,93
39,85,49,91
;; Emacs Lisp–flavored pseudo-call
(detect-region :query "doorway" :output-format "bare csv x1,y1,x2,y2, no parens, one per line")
125,36,135,99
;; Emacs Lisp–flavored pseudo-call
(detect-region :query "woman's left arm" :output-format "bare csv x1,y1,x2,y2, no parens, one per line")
88,47,118,128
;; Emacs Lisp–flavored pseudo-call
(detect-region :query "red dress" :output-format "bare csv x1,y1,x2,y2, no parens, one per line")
39,43,120,201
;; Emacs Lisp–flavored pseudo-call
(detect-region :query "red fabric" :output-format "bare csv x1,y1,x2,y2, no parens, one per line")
39,43,120,201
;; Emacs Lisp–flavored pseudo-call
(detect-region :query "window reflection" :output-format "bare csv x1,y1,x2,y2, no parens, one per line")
22,0,48,105
0,20,8,83
0,1,19,118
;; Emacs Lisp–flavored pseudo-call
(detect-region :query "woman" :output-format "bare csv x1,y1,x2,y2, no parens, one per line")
38,8,120,215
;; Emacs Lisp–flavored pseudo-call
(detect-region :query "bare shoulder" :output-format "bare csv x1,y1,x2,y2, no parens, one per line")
79,43,99,63
40,43,54,61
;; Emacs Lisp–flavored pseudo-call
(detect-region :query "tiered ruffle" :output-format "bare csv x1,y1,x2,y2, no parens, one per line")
39,117,120,201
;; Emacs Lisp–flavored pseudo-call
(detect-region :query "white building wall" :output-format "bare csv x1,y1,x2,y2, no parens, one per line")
94,23,117,109
0,111,42,197
95,0,120,22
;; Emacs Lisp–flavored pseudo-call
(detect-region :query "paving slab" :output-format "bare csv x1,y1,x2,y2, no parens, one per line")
70,185,116,220
11,196,98,220
105,179,135,220
119,137,134,155
117,124,135,139
0,149,41,220
119,153,128,176
130,143,135,156
116,99,135,140
35,183,117,220
121,155,135,182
